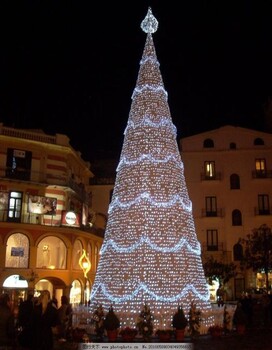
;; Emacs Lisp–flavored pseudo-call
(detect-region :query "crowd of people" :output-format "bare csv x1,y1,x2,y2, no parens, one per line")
238,291,272,329
0,291,72,350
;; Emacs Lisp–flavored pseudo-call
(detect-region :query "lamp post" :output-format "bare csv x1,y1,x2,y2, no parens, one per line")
79,249,91,305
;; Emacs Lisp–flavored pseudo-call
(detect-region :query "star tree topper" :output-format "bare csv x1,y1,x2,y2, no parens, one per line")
140,7,158,34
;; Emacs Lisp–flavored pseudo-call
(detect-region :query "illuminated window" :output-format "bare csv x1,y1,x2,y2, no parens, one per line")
5,233,29,268
204,161,215,179
72,239,83,270
255,158,266,178
36,236,67,269
8,191,22,222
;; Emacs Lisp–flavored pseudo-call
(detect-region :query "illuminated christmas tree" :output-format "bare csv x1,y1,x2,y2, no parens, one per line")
90,7,213,331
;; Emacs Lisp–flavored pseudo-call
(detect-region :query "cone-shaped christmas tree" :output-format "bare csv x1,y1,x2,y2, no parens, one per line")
90,7,214,331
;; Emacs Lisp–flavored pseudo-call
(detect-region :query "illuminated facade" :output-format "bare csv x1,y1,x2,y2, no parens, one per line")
180,125,272,299
0,123,103,307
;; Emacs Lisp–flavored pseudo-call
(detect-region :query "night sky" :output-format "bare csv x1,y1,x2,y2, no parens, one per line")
1,1,272,162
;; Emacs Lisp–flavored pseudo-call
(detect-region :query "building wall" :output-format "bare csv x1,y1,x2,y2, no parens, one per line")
0,124,103,307
180,125,272,297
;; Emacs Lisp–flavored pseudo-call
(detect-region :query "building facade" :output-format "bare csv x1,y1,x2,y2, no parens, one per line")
0,123,103,308
180,125,272,300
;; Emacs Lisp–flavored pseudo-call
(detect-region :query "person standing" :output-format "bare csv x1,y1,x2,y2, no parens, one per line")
57,295,72,340
17,293,34,349
30,290,60,350
0,293,16,349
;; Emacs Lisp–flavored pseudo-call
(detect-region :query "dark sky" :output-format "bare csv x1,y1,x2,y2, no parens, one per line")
1,1,272,162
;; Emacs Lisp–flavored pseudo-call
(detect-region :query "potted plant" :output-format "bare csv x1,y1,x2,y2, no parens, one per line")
119,327,138,342
188,302,202,338
172,305,188,341
91,304,105,340
103,305,120,342
233,302,247,335
136,304,154,341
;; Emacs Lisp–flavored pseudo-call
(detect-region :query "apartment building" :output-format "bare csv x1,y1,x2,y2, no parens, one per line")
180,125,272,299
0,123,103,308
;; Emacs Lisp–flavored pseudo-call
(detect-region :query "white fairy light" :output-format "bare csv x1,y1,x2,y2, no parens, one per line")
89,7,214,331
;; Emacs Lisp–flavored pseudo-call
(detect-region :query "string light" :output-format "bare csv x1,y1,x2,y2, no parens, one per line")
89,7,214,331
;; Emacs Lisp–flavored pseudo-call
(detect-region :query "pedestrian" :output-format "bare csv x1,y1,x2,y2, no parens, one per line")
57,295,72,340
216,284,225,307
0,293,16,349
30,290,60,350
17,293,34,349
261,292,271,328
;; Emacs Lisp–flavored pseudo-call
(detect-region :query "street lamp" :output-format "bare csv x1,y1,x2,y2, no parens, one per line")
79,249,91,304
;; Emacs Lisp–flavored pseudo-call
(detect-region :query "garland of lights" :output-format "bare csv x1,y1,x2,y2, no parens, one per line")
117,154,183,172
100,236,201,254
108,192,192,213
90,283,210,303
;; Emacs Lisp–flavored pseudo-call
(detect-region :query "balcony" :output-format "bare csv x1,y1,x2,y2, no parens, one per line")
200,172,222,181
252,170,272,179
254,207,272,216
201,208,224,218
0,166,89,202
202,241,224,252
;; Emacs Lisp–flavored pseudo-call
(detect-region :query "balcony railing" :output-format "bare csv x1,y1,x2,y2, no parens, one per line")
254,207,272,216
0,166,90,202
202,242,224,252
200,172,222,181
201,208,224,217
252,170,272,179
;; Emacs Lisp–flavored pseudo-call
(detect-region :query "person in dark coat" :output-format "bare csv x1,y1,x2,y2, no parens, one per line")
30,290,60,350
17,293,34,349
57,295,72,340
0,293,16,349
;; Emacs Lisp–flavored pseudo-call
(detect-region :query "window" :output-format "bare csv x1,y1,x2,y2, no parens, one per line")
203,139,214,148
6,148,32,181
5,233,29,268
233,243,243,261
36,236,67,269
206,229,218,251
72,239,83,270
205,196,217,216
254,138,264,146
258,194,270,215
7,191,22,223
204,161,215,179
255,158,266,178
230,174,240,189
232,209,242,226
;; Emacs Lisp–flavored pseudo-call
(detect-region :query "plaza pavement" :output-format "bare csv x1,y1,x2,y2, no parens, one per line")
54,327,272,350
